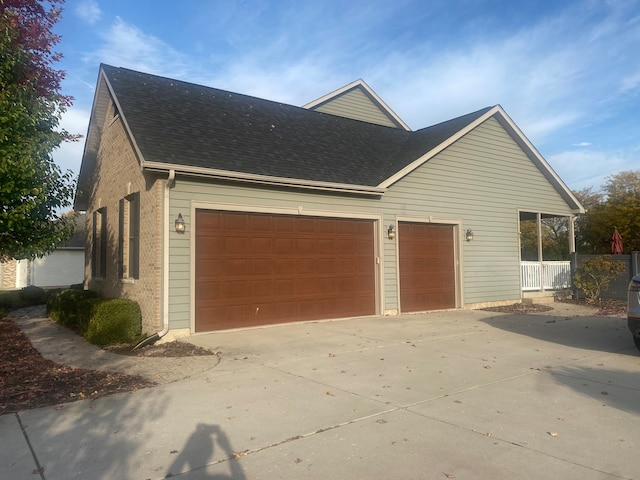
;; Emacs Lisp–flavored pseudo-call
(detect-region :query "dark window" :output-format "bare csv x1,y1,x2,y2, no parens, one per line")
92,208,107,278
128,192,140,279
118,193,140,280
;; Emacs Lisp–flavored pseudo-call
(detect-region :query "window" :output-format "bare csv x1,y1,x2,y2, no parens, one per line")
92,208,107,278
128,193,140,278
118,193,140,279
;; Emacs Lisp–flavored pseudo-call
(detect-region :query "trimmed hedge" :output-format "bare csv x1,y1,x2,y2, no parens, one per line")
19,286,48,304
47,289,100,335
85,299,142,346
48,290,144,346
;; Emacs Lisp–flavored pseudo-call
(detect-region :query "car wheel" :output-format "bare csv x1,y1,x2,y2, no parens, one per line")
634,336,640,351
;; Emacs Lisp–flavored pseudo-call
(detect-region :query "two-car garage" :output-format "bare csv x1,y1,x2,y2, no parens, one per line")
194,209,457,332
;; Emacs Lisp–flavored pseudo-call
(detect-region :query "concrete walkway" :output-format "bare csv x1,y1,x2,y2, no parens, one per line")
10,306,220,384
2,303,639,480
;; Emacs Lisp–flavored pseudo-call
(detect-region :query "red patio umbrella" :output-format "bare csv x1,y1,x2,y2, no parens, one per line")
611,227,623,254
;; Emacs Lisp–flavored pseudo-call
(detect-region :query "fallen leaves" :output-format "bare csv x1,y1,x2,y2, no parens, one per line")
0,316,155,414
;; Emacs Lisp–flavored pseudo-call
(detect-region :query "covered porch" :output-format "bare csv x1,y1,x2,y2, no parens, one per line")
519,211,576,300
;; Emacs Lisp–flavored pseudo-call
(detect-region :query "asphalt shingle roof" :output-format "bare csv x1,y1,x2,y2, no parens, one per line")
102,65,493,187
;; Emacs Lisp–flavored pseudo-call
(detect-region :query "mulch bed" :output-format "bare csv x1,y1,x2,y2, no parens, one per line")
482,298,627,317
482,303,554,314
104,341,217,357
0,315,216,415
0,316,154,415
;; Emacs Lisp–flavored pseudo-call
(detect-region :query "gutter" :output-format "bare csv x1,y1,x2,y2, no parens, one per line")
134,169,175,349
143,161,386,197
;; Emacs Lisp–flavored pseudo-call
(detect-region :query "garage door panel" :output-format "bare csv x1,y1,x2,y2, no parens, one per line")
274,238,294,253
223,258,248,275
399,222,456,313
295,257,316,274
296,238,316,254
195,210,376,331
249,237,272,253
275,216,294,232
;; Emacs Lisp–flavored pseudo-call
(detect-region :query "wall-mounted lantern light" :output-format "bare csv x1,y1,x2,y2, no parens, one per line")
465,228,474,242
388,225,396,240
175,213,186,233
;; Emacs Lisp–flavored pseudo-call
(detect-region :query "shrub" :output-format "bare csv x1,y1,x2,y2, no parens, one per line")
573,256,626,304
0,290,24,310
85,299,142,346
19,285,48,305
47,289,99,334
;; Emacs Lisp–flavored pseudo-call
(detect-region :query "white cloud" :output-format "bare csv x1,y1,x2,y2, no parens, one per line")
84,17,188,78
547,149,633,192
75,0,102,25
67,1,640,189
53,107,91,176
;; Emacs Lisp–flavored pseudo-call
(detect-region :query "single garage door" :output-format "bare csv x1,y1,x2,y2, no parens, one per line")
195,210,376,331
398,222,456,312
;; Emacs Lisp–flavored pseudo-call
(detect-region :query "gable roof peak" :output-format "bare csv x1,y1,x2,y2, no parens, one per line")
304,79,411,131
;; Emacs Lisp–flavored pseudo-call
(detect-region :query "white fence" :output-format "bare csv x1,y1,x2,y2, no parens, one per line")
521,261,571,291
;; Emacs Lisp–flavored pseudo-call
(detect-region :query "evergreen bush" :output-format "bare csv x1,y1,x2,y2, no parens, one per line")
47,289,99,334
85,299,142,346
19,285,48,305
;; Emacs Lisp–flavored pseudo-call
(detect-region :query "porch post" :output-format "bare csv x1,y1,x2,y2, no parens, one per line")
568,215,576,254
537,213,544,291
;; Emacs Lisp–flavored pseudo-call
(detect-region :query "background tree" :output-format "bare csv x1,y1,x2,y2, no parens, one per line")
574,171,640,253
0,0,77,261
520,216,569,261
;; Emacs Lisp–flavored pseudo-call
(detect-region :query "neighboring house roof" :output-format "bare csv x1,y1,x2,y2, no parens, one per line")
75,64,584,213
57,214,86,249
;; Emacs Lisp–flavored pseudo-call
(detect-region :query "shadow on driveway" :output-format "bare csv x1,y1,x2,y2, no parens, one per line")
481,312,636,356
481,311,640,415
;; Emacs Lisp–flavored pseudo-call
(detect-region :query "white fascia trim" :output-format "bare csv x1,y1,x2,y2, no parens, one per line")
494,108,586,214
144,161,387,196
101,70,147,171
303,79,411,131
378,106,502,189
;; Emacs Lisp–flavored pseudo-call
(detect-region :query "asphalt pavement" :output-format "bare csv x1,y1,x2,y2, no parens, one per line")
2,302,639,480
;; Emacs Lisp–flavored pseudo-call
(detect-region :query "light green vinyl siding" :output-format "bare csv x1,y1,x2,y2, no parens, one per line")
166,116,574,329
384,117,573,305
311,87,400,128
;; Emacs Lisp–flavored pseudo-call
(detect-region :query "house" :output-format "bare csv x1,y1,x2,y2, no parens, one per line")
0,214,86,290
74,64,584,339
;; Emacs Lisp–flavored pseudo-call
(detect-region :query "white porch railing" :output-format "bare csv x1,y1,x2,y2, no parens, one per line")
521,261,572,291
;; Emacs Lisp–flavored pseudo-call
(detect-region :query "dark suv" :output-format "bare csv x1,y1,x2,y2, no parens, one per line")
629,273,640,351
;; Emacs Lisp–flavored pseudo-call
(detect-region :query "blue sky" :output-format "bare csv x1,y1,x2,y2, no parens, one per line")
53,0,640,193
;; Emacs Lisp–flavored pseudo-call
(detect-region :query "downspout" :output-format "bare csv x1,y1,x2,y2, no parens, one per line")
134,169,175,349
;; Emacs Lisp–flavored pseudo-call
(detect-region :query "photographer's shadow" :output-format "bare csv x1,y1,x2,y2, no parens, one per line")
166,423,247,479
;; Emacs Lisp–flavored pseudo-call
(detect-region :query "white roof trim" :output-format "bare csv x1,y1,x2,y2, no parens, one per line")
143,161,387,196
377,105,585,214
493,107,585,213
303,79,411,131
101,69,147,170
378,106,501,188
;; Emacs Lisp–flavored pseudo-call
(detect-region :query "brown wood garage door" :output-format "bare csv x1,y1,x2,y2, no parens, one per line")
195,210,376,332
398,222,456,312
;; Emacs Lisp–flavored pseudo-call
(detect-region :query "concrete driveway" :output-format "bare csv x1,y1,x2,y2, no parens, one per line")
4,305,639,479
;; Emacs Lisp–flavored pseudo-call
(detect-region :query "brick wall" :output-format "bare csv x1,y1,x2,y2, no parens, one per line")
1,261,17,289
85,102,163,334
